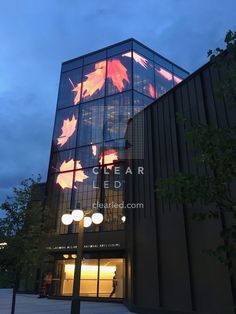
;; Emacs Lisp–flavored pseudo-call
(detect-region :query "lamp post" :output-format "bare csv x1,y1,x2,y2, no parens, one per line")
61,209,104,314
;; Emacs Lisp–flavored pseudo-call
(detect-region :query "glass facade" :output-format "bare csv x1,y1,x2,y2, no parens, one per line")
46,38,188,298
47,39,188,234
53,257,124,298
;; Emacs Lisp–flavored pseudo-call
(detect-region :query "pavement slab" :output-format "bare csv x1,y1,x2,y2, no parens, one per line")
0,289,132,314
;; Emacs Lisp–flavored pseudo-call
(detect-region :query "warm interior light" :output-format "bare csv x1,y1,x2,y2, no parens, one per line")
61,214,73,225
63,254,69,259
92,212,104,225
57,114,77,147
83,216,92,228
72,209,84,221
121,215,126,223
71,254,77,259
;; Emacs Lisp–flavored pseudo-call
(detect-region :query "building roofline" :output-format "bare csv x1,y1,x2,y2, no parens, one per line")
62,38,189,74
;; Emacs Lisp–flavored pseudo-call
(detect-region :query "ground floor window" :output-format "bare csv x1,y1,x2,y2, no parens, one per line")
54,258,124,298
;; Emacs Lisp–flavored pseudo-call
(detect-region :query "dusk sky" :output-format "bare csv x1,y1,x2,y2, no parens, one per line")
0,0,236,207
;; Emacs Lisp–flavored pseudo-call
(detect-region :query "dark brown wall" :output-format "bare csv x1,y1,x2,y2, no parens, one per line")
125,58,236,314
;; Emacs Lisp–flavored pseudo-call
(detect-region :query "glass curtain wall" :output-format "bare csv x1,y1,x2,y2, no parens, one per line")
47,39,188,235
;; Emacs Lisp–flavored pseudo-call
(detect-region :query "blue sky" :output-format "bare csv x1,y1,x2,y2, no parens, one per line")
0,0,236,207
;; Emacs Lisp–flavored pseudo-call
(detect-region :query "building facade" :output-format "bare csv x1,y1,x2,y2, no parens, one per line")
45,39,188,300
125,54,236,313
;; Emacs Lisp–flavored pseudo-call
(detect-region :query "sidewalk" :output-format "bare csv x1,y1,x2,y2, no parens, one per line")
0,289,132,314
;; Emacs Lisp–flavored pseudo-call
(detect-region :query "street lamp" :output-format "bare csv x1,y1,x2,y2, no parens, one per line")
61,209,103,314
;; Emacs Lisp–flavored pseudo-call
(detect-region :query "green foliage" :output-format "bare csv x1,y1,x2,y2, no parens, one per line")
156,30,236,268
0,176,47,286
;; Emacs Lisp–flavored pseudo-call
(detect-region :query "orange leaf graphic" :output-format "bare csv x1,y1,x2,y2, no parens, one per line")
149,83,155,98
92,144,97,156
173,75,183,84
107,59,130,92
57,114,77,148
122,51,148,69
56,159,88,189
99,149,118,170
82,61,106,98
155,67,173,81
69,78,82,105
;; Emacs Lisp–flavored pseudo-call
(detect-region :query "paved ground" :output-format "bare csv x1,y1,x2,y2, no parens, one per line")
0,289,133,314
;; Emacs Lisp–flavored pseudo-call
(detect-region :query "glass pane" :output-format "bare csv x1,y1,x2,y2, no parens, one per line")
104,92,132,141
81,60,106,102
50,150,75,174
133,51,155,98
133,42,154,60
99,258,124,298
52,107,78,152
154,54,173,71
133,91,153,115
107,41,132,57
106,53,132,96
76,143,102,169
173,65,189,79
80,259,98,297
155,64,174,97
77,99,104,146
73,168,101,233
61,58,83,73
47,175,72,234
61,260,74,296
57,68,83,109
173,73,184,86
84,50,106,66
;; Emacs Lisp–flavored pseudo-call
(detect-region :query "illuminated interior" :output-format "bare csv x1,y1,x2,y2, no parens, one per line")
57,258,124,298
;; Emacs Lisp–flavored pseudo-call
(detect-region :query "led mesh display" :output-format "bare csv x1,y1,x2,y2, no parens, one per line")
49,39,188,234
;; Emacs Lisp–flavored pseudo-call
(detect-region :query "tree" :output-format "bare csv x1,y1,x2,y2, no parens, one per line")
156,30,236,268
0,176,47,314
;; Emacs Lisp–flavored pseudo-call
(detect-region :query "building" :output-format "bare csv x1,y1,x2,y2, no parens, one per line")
125,54,236,313
44,38,188,300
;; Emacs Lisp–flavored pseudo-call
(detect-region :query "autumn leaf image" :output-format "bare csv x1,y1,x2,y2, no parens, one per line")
82,61,106,99
69,78,81,105
107,59,130,92
173,75,182,84
99,149,118,170
149,83,155,98
122,51,149,69
92,144,97,156
57,114,77,148
155,66,173,81
56,159,88,189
